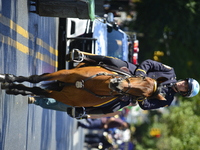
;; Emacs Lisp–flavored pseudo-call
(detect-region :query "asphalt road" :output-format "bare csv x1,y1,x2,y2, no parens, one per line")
0,0,84,150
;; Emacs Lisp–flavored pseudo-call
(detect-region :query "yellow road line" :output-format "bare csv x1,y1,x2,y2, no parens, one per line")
10,19,29,39
0,33,58,67
0,13,58,57
36,38,58,56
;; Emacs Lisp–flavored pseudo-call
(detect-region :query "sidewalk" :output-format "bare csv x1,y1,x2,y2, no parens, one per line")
72,120,85,150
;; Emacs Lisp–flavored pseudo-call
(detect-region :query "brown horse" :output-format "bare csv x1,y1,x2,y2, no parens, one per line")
0,64,166,107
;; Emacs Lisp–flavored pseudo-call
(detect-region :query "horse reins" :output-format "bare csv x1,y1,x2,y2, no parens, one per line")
62,72,131,99
135,79,158,102
61,72,158,101
114,78,132,95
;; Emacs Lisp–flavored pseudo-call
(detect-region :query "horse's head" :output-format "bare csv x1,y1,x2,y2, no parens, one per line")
109,76,166,101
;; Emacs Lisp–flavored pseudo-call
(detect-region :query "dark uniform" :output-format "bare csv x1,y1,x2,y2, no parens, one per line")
68,59,178,118
134,59,177,110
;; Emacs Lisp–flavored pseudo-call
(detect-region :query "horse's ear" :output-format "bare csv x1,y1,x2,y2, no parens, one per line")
120,67,130,73
155,94,166,101
156,77,168,84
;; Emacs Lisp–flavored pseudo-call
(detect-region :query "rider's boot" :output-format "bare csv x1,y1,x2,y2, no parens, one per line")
66,49,105,63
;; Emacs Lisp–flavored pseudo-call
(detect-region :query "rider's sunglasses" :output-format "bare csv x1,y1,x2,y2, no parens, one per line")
180,79,190,96
180,91,189,96
178,79,190,96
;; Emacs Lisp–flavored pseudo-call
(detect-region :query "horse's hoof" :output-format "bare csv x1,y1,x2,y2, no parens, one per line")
1,82,10,89
0,74,16,83
0,74,6,82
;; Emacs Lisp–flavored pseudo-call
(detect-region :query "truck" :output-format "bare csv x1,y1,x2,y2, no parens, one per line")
58,14,139,69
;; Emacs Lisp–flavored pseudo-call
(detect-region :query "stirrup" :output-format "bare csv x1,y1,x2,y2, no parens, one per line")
70,49,84,63
67,106,87,119
71,106,86,119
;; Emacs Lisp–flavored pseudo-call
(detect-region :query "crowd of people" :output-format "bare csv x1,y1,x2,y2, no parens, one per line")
77,109,135,150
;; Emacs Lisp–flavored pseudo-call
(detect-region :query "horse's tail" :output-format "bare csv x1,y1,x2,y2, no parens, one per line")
41,81,64,91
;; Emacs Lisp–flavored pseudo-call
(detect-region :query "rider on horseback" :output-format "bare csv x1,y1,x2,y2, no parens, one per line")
65,49,199,118
67,49,199,98
1,49,199,119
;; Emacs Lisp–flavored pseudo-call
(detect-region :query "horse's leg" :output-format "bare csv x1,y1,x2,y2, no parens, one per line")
0,69,72,83
0,73,51,83
2,83,49,96
5,89,34,96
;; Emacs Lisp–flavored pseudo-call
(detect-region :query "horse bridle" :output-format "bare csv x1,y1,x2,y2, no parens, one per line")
136,79,158,101
63,72,158,100
111,77,158,99
62,72,132,99
109,77,132,95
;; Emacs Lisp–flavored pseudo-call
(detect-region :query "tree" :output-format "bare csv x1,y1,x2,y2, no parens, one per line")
156,96,200,150
132,0,200,79
127,1,200,149
133,95,200,150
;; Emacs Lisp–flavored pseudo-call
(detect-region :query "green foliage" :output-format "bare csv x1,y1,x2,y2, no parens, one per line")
134,96,200,150
131,0,200,79
128,1,200,149
156,98,200,150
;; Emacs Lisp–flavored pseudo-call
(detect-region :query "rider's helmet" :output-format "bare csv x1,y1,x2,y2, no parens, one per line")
180,78,200,98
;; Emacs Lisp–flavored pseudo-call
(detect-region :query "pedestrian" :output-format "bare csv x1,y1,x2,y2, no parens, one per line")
84,133,113,150
77,117,130,130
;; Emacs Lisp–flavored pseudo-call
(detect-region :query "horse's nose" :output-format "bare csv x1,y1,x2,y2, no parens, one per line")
109,82,119,91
